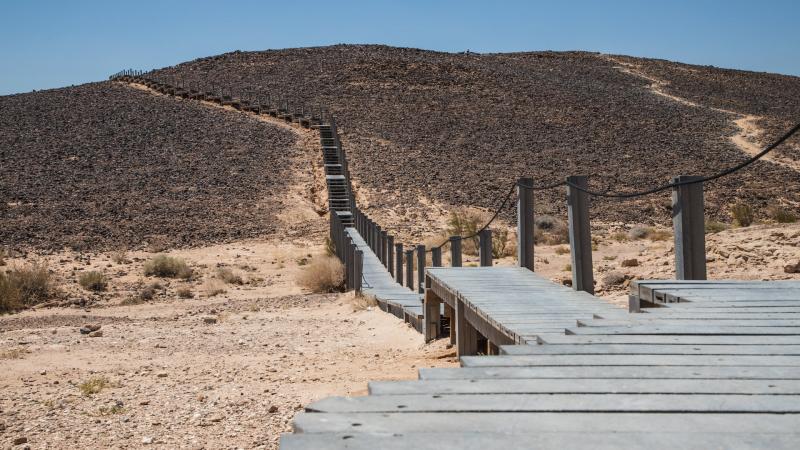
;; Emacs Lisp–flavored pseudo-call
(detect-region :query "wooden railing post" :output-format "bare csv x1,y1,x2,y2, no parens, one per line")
479,229,493,267
672,175,707,280
395,243,404,284
354,249,363,293
517,177,535,271
405,249,414,290
567,175,594,294
431,246,442,267
450,236,462,267
387,235,395,274
416,245,426,294
345,236,354,290
376,225,383,263
381,230,388,267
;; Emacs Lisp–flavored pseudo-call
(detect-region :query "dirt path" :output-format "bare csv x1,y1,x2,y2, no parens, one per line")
604,56,800,173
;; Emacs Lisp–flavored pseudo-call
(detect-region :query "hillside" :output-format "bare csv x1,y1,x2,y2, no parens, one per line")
154,45,800,235
2,45,799,251
0,82,312,251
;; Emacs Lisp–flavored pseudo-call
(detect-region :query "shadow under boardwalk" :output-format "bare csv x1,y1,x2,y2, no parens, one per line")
346,228,424,331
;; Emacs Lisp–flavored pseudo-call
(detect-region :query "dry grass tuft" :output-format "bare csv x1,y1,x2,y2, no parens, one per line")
79,377,109,396
0,263,55,313
0,347,29,360
768,205,797,223
216,267,244,285
177,287,194,299
351,294,378,311
110,250,129,264
297,256,344,293
78,271,108,292
554,246,570,255
143,255,193,279
204,280,227,297
705,219,730,234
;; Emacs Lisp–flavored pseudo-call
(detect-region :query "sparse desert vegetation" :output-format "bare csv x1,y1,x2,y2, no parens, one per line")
78,271,108,292
0,263,55,313
297,255,344,293
143,255,193,279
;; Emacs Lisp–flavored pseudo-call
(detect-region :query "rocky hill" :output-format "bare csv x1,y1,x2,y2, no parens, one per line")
2,45,799,250
154,45,800,225
0,82,301,251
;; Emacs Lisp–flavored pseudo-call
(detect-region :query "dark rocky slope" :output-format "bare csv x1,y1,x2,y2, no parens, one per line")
156,45,800,225
0,82,298,251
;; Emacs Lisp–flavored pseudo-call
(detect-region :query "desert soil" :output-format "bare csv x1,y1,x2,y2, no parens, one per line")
0,239,457,450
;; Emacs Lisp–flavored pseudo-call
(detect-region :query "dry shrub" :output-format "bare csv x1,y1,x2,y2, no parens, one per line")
324,237,336,257
649,229,672,241
768,205,797,223
446,208,489,256
216,267,244,285
628,226,651,240
705,220,729,234
491,229,514,258
351,294,378,311
621,258,639,267
79,377,109,396
143,255,193,279
563,263,572,272
554,246,570,255
78,271,108,292
731,203,754,227
1,264,54,313
297,256,344,293
177,287,193,299
611,232,628,242
203,279,227,297
110,250,129,264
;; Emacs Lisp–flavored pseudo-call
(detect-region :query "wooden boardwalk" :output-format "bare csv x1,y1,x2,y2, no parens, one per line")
345,228,424,331
283,270,800,449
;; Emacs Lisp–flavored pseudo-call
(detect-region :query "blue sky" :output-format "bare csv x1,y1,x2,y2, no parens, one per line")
1,0,799,95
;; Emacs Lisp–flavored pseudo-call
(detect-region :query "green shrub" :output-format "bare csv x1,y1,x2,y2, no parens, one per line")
731,203,754,227
143,255,193,279
446,208,488,255
78,271,108,292
491,229,513,258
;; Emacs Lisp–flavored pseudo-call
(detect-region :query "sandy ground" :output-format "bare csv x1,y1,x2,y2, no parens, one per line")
0,241,457,450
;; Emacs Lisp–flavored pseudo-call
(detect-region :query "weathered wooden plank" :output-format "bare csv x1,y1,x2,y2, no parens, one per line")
281,432,800,450
293,411,800,434
500,343,800,355
418,365,800,380
306,393,800,413
565,325,800,335
578,319,800,327
537,334,800,345
460,354,800,367
368,378,800,395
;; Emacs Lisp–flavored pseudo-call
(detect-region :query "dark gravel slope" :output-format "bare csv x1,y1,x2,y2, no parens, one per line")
155,45,800,225
0,82,298,251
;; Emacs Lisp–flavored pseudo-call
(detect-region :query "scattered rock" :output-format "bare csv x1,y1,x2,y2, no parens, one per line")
141,436,154,445
88,330,103,338
268,405,279,413
13,437,28,445
620,258,639,267
203,316,218,324
784,262,800,274
157,372,168,378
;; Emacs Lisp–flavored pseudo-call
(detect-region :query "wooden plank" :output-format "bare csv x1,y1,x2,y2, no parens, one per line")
419,365,800,380
306,393,800,413
293,411,800,434
500,343,800,355
537,334,800,345
459,354,800,367
281,432,800,450
565,325,800,335
368,378,800,395
578,319,800,327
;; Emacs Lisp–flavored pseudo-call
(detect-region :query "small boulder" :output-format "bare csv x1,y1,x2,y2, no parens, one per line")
602,271,627,286
88,330,103,338
203,316,218,324
785,262,800,274
620,258,639,267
